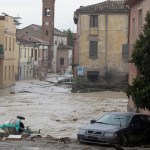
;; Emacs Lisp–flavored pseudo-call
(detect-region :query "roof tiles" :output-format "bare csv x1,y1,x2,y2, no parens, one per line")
76,0,128,13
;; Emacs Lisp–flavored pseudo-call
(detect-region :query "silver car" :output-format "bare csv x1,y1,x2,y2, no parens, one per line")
77,112,150,146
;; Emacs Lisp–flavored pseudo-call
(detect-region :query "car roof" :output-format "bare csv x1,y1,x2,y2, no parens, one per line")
107,112,138,116
107,112,150,117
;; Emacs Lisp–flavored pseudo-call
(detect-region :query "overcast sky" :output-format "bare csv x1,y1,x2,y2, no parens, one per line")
0,0,104,32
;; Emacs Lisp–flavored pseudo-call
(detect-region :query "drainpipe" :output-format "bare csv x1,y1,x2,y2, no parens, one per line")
105,12,108,72
78,14,81,67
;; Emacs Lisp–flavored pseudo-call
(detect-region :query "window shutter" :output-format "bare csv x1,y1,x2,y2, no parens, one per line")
122,44,129,61
89,41,98,58
0,45,3,55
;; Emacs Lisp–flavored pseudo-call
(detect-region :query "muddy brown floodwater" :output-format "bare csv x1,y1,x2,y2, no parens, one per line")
0,75,129,149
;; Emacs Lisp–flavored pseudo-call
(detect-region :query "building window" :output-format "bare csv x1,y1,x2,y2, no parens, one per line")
138,8,143,34
24,65,26,79
28,48,30,62
35,49,37,61
87,71,99,82
12,65,14,79
68,56,72,65
45,8,51,16
20,67,22,76
45,30,49,35
89,41,98,58
60,58,64,65
13,38,15,51
9,37,11,51
9,66,10,80
4,66,6,80
90,15,98,27
20,48,22,58
5,36,7,50
0,45,3,55
132,18,136,43
55,40,57,45
122,44,129,61
24,48,26,58
31,49,33,58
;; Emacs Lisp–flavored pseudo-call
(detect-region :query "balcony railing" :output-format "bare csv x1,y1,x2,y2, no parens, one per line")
0,45,4,59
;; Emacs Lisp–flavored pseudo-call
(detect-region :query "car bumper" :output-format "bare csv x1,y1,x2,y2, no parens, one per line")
77,133,120,145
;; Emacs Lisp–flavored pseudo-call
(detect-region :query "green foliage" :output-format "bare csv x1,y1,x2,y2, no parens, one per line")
74,76,90,84
126,77,150,110
126,12,150,110
63,29,74,47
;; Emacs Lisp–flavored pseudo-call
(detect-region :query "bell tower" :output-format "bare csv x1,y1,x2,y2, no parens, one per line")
42,0,55,61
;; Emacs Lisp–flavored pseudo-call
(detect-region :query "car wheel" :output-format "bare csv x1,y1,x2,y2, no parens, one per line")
121,135,128,147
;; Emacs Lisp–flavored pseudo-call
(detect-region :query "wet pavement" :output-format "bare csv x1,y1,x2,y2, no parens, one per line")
0,141,117,150
0,74,129,149
0,140,149,150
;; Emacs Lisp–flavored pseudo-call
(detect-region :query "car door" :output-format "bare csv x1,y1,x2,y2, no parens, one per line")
139,115,150,139
128,115,144,142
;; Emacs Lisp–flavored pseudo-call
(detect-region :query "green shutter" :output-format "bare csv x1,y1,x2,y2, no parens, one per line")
122,44,129,61
0,45,3,55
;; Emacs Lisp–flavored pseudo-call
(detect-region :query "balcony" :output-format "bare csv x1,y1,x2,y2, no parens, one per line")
0,45,4,59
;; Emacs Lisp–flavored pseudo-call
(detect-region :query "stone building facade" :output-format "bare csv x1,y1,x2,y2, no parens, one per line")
74,0,129,84
56,44,72,73
0,15,16,88
18,24,70,73
16,31,49,80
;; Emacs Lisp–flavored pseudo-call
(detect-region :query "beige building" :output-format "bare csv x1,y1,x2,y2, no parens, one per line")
53,28,68,73
0,15,16,88
16,32,49,80
16,39,35,80
74,0,129,83
56,44,72,73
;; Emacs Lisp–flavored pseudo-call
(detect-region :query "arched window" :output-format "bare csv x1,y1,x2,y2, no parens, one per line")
45,8,51,16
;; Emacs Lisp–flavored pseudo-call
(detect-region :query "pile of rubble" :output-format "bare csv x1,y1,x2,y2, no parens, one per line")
0,131,74,144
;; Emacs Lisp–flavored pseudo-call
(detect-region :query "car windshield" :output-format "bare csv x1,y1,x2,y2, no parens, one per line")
96,113,131,126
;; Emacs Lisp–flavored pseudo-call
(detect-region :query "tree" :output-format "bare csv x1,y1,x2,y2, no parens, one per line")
126,12,150,111
63,29,74,47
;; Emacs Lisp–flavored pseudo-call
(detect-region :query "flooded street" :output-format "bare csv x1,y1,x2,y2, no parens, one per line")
0,74,128,140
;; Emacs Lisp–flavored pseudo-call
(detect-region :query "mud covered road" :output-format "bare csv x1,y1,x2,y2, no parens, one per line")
0,74,131,149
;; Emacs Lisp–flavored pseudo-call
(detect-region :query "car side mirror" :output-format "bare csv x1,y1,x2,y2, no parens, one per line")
90,120,96,124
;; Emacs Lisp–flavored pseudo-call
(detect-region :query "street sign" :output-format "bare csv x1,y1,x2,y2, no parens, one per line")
77,66,84,75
